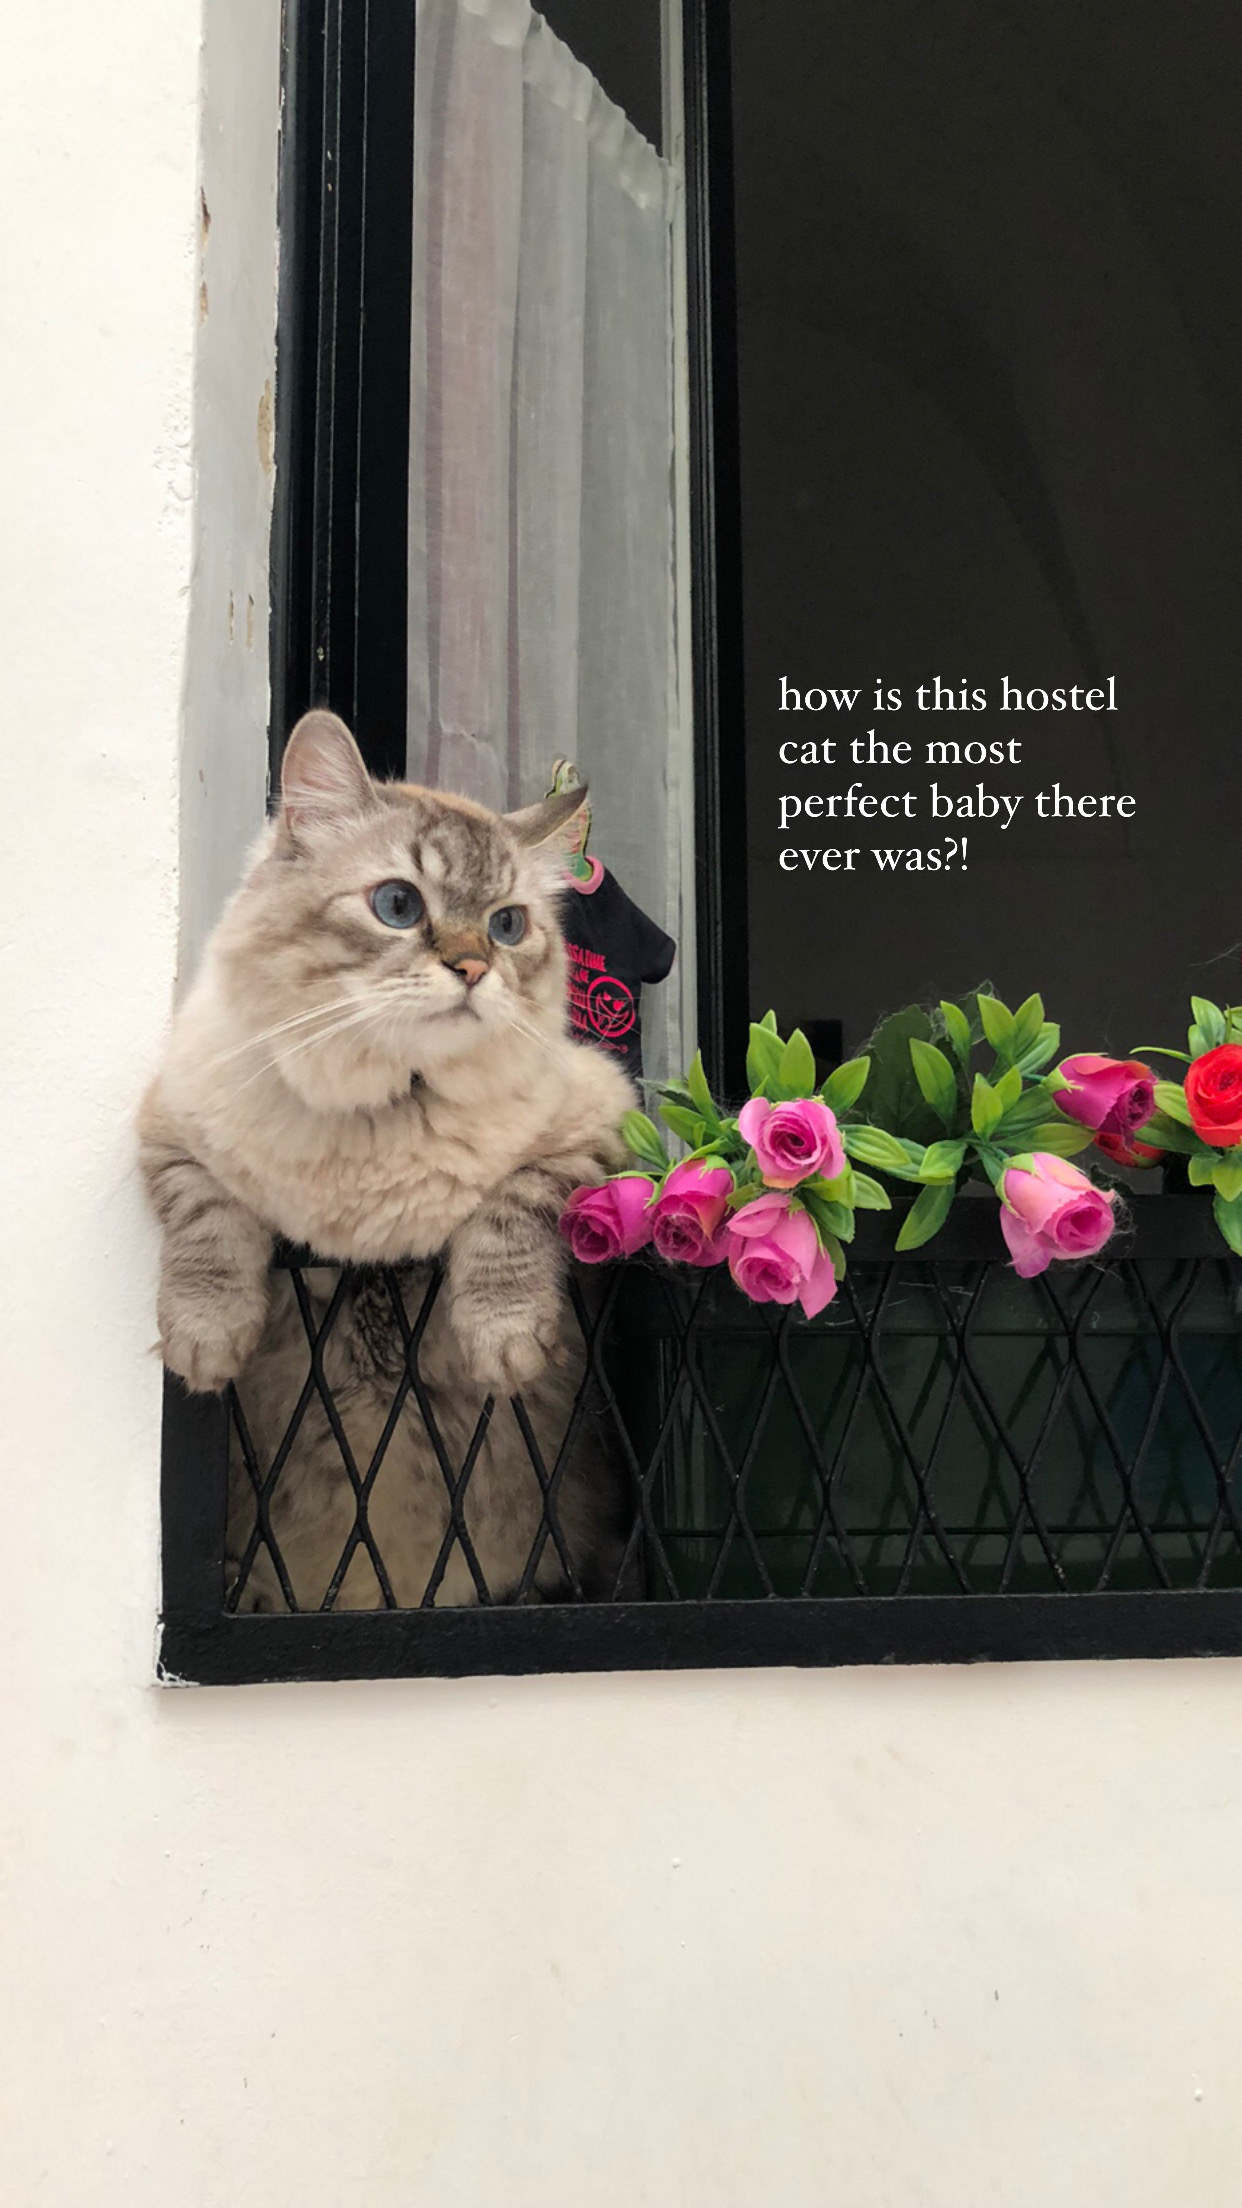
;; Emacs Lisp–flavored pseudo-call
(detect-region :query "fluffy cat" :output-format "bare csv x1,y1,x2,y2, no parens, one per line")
140,710,635,1607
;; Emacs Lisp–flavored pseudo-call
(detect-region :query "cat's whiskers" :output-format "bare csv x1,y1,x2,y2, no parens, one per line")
216,980,435,1073
210,998,374,1068
230,994,417,1094
496,1003,545,1050
211,978,425,1067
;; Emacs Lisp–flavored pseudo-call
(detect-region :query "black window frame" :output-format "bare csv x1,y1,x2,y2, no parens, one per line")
158,0,1242,1683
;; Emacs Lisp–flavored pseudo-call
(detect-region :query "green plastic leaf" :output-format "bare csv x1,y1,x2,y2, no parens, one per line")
995,1063,1023,1111
821,1056,870,1113
1018,1120,1095,1158
1014,1022,1060,1076
1010,993,1045,1058
1188,1154,1217,1188
973,1142,1007,1186
850,1171,891,1211
745,1022,784,1095
621,1112,669,1167
1130,1046,1192,1063
876,1141,933,1184
895,1181,955,1252
759,1008,779,1034
659,1103,705,1146
858,1004,942,1144
1190,997,1226,1052
1154,1080,1193,1127
620,1110,669,1169
918,1139,967,1183
777,1027,817,1098
939,1000,972,1064
1214,1188,1242,1257
994,1081,1066,1135
726,1181,762,1210
971,1074,1004,1137
841,1124,913,1172
977,992,1016,1056
1136,1110,1204,1156
685,1050,720,1129
1214,1159,1242,1204
909,1038,959,1128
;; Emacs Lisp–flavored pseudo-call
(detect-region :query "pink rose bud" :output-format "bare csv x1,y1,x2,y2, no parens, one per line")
559,1176,655,1263
1056,1054,1156,1139
725,1191,839,1318
999,1152,1117,1279
650,1159,734,1268
736,1094,844,1189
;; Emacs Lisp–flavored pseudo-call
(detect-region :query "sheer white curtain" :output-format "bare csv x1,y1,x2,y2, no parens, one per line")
407,0,689,1076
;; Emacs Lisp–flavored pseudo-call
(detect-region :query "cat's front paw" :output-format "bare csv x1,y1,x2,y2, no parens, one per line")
452,1295,556,1397
158,1276,269,1394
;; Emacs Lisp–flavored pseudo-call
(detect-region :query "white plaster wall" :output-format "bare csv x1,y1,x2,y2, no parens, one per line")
4,6,1242,2205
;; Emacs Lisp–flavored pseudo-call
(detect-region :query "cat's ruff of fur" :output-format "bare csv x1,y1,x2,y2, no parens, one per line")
140,711,636,1607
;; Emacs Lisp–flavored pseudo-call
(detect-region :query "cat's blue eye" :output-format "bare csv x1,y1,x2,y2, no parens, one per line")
488,905,527,946
369,879,424,929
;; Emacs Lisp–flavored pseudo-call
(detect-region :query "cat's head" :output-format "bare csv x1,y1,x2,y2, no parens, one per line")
217,711,581,1104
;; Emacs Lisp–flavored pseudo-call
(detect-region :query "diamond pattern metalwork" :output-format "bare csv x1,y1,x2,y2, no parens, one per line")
224,1245,1242,1612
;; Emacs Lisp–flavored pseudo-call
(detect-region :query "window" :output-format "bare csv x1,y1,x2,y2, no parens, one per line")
733,0,1242,1053
159,0,1242,1683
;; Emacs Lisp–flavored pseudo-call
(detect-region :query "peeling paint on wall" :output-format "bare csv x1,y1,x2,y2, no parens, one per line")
256,379,274,476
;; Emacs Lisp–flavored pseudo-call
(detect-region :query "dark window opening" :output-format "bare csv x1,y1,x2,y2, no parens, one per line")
733,0,1242,1057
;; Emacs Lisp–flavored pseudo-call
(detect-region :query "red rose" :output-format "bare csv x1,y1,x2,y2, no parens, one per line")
1185,1045,1242,1148
1095,1130,1164,1169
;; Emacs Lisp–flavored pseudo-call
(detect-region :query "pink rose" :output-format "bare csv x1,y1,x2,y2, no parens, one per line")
999,1153,1117,1279
725,1192,839,1318
559,1176,654,1263
736,1095,844,1189
650,1159,734,1268
1056,1054,1155,1139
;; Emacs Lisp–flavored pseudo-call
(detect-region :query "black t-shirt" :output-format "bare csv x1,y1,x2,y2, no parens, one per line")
559,861,676,1080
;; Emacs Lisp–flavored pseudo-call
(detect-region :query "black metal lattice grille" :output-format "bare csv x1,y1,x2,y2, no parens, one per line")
158,1201,1242,1678
215,1214,1242,1620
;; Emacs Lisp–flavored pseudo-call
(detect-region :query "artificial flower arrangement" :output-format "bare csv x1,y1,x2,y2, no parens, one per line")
562,990,1125,1314
559,985,1242,1315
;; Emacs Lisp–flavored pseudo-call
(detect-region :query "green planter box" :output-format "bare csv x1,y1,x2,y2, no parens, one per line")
606,1196,1242,1600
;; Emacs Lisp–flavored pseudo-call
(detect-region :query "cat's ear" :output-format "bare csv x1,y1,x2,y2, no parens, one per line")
504,782,589,848
279,710,376,838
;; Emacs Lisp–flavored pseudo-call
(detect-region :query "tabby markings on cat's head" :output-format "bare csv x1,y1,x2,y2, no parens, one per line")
218,710,588,1105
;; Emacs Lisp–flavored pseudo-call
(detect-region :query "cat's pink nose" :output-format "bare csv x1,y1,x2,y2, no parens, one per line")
449,956,488,988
